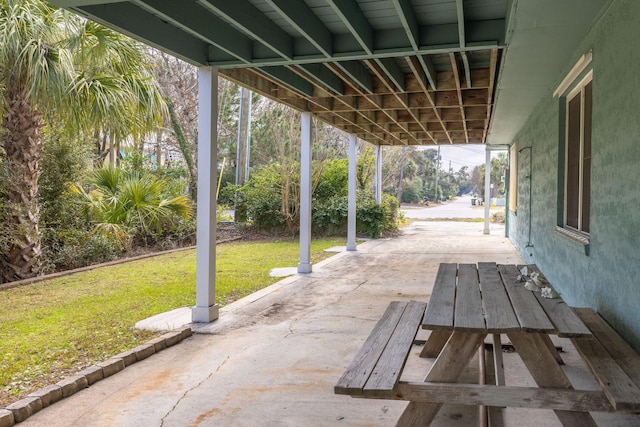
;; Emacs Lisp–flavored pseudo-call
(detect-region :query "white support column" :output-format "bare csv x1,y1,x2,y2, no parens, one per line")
347,135,357,251
483,146,492,235
192,67,220,323
375,144,383,204
298,112,312,273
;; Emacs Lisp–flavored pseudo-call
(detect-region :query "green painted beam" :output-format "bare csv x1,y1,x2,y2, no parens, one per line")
299,63,344,95
418,55,438,90
456,0,466,48
456,0,472,87
326,0,374,55
260,66,315,97
335,61,374,94
199,0,293,60
78,3,209,65
211,39,500,69
391,0,420,50
133,0,252,63
375,57,405,91
266,0,332,58
461,51,472,87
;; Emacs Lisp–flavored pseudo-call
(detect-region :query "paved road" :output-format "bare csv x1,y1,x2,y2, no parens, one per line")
401,195,502,219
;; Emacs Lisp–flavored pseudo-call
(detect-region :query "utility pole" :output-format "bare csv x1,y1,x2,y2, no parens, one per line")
235,86,252,222
235,86,251,187
434,145,440,202
397,145,406,202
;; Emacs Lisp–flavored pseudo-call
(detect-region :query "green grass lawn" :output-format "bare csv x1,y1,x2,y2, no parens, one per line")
0,237,345,406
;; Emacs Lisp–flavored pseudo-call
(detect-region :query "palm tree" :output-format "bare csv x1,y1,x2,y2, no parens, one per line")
71,168,192,249
0,0,166,283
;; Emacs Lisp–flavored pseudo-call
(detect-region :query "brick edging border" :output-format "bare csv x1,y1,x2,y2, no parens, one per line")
0,327,193,426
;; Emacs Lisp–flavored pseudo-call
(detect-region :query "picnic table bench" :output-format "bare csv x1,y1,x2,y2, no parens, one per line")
335,262,640,426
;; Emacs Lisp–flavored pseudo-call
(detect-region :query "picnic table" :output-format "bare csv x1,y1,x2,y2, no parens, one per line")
335,262,640,426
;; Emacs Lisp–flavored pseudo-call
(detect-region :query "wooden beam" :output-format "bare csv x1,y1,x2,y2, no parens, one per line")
450,53,469,144
80,3,210,65
391,0,419,50
293,64,345,95
266,0,332,57
328,61,374,94
392,382,615,413
199,0,293,60
483,48,499,143
326,0,374,55
133,0,252,63
259,66,315,97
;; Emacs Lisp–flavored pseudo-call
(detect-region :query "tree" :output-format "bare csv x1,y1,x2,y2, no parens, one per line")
71,168,192,249
0,1,166,283
473,152,508,198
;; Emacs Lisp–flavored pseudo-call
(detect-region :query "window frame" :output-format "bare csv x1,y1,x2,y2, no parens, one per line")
562,70,592,237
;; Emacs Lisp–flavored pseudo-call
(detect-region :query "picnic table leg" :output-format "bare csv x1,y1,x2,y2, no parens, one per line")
420,330,452,358
397,332,487,426
507,332,597,427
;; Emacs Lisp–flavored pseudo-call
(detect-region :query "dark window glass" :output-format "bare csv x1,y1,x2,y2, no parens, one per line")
582,81,592,232
566,94,581,229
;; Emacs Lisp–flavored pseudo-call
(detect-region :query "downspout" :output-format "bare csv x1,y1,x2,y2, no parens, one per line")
518,145,534,250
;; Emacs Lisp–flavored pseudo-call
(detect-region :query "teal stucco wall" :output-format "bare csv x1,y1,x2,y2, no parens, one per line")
507,0,640,350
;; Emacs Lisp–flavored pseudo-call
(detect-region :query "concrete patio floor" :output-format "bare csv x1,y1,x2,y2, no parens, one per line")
20,221,640,426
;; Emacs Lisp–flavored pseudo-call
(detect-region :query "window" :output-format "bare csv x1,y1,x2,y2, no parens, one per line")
563,73,592,234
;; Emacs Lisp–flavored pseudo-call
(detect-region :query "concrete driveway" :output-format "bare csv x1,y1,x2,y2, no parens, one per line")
402,195,502,220
18,222,639,426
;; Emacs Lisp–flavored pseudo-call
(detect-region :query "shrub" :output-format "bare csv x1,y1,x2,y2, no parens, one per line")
313,195,348,235
41,228,120,272
233,164,285,231
356,192,386,238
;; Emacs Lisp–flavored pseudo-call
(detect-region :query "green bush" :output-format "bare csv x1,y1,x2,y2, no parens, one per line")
233,164,285,231
381,193,402,233
41,228,120,272
314,159,348,200
313,195,348,235
356,192,386,238
232,159,402,238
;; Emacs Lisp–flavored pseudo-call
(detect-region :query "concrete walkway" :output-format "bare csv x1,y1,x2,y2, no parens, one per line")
19,222,639,426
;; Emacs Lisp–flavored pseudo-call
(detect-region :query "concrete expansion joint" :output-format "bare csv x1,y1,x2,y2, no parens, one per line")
1,327,193,427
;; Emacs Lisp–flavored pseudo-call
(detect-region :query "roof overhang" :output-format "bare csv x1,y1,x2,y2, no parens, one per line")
48,0,611,148
487,0,612,147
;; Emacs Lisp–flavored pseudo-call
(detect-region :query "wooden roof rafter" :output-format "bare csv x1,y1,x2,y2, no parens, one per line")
60,0,508,147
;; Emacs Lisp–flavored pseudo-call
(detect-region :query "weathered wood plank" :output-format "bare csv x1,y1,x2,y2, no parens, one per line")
536,295,592,337
525,265,592,338
478,262,520,333
492,334,505,386
397,332,487,426
454,263,486,332
393,382,615,412
422,263,457,330
508,332,598,426
571,333,640,411
363,301,427,397
574,308,640,384
420,330,451,358
498,264,555,333
334,301,407,395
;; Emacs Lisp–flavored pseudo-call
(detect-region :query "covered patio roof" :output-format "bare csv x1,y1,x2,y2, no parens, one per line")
50,0,611,148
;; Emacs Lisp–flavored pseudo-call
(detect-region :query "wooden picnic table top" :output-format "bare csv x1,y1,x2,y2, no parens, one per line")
422,262,592,338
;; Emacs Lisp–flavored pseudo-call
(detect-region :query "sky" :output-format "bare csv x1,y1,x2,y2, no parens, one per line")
423,144,508,172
